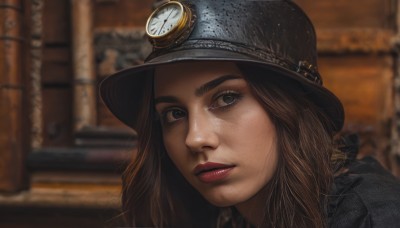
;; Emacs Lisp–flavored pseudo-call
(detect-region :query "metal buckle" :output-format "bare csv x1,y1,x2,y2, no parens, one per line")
297,61,322,85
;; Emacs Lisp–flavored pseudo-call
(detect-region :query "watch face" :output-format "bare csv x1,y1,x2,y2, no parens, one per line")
145,1,196,48
146,2,184,37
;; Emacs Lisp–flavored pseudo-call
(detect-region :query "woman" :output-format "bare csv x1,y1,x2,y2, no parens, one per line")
100,0,400,227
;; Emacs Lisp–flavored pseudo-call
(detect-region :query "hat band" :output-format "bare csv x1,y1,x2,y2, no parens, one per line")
146,39,322,85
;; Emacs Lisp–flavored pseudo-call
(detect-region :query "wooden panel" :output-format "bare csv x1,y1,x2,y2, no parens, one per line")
0,181,124,227
0,89,25,191
320,55,393,125
319,55,393,163
0,40,22,85
317,29,393,54
28,148,134,171
0,184,120,209
0,0,26,192
0,7,22,86
0,0,22,8
42,88,73,147
94,0,153,28
0,5,22,39
295,0,394,30
43,0,70,44
41,0,73,147
71,0,97,131
42,47,71,84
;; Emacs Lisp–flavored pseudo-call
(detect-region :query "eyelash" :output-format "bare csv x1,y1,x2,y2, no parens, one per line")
210,90,243,110
159,90,243,125
160,107,186,125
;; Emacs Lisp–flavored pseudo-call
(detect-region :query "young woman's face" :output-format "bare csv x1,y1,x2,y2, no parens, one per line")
154,61,278,207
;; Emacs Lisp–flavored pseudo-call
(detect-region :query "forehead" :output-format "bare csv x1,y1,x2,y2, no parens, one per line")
154,61,243,95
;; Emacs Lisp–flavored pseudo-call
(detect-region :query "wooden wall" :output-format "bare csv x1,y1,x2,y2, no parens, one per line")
297,0,396,169
0,0,27,192
31,0,400,161
42,0,73,147
0,0,399,227
95,0,153,129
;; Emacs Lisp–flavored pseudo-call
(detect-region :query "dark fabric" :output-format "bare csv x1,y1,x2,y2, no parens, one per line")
328,156,400,228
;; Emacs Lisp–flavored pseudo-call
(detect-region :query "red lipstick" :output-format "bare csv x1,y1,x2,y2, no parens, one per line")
194,162,235,183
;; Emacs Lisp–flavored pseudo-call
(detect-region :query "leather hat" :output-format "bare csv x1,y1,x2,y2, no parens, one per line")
100,0,344,132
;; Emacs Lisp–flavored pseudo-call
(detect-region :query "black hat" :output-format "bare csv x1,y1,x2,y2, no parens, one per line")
100,0,344,132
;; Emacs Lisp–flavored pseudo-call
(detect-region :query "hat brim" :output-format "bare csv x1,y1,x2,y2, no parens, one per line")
100,49,344,132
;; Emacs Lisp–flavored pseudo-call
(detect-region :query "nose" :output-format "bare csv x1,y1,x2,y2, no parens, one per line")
185,111,219,153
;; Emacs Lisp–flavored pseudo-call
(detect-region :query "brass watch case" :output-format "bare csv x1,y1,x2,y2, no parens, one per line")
145,1,196,48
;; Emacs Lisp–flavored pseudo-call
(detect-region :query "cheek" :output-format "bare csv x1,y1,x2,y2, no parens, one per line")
224,103,276,151
226,103,278,177
248,112,278,169
162,124,184,150
162,129,189,171
163,134,180,159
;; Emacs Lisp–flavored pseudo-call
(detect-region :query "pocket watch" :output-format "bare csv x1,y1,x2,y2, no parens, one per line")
145,1,196,48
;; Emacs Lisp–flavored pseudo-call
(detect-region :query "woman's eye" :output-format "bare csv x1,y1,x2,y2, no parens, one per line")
212,92,241,109
163,108,186,123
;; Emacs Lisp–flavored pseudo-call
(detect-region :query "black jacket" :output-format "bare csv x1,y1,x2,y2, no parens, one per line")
328,156,400,228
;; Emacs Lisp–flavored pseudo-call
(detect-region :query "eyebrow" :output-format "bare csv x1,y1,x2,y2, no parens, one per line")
154,96,178,105
154,74,242,105
195,75,242,97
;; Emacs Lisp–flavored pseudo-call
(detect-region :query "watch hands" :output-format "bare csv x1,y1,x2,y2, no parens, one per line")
158,9,175,35
158,22,166,35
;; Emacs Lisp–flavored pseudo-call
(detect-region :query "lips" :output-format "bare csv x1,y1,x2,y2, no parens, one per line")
194,162,235,183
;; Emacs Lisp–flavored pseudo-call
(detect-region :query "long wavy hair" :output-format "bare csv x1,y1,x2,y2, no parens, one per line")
121,64,344,227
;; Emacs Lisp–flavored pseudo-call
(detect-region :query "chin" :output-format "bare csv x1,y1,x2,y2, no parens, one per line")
205,198,237,207
200,189,248,208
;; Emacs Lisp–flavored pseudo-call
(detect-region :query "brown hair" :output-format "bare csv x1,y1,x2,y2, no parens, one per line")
121,65,344,227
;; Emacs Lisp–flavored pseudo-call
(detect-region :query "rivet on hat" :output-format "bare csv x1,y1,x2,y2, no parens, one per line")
297,61,323,85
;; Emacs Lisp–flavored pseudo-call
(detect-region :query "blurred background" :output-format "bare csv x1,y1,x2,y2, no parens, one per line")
0,0,399,227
